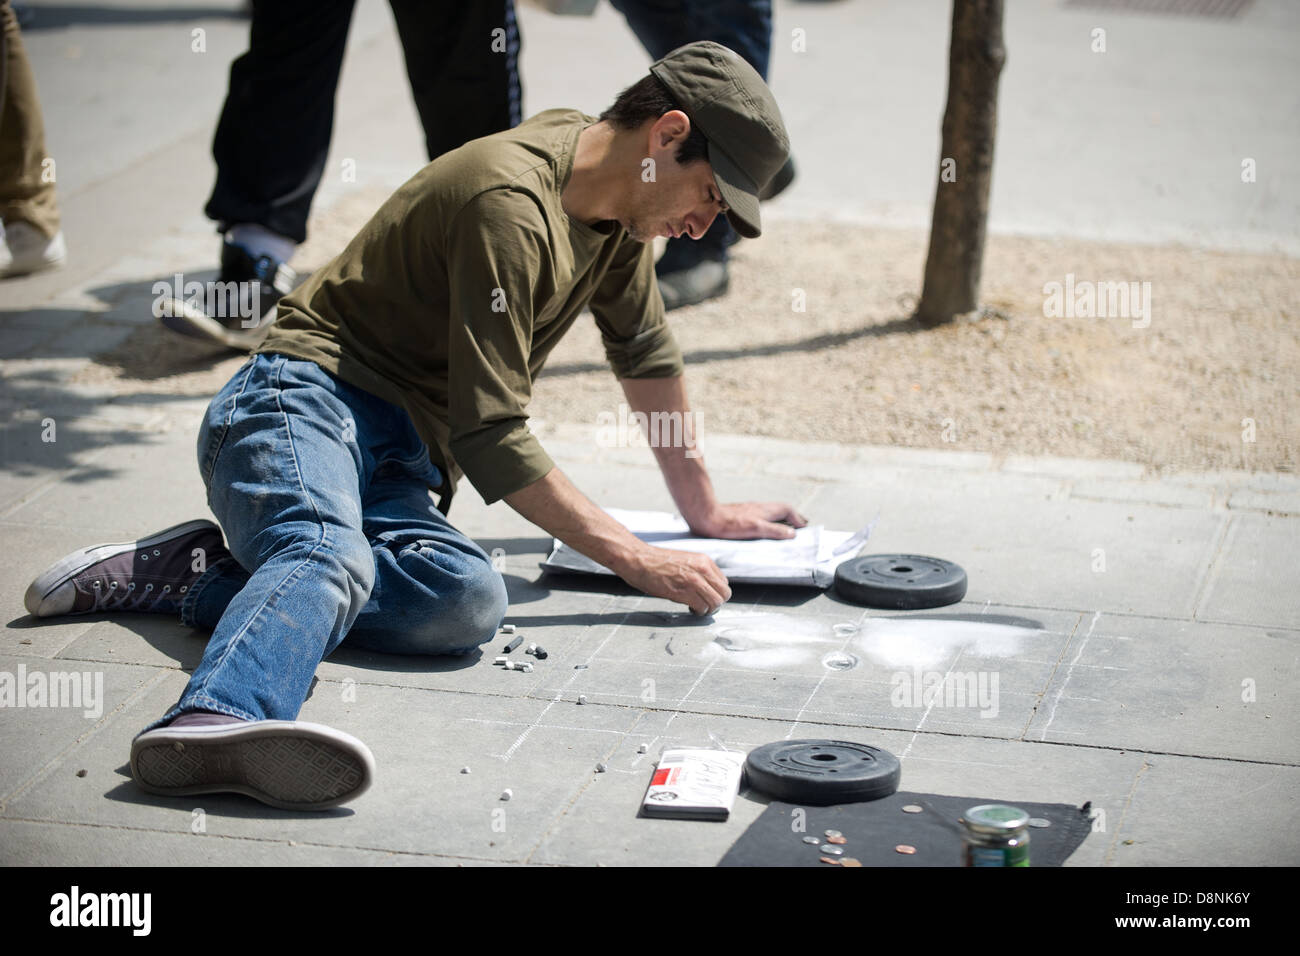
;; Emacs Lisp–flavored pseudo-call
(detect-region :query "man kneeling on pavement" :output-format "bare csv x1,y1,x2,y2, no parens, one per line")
23,42,803,810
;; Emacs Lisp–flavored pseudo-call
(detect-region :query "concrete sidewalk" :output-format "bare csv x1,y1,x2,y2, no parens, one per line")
0,394,1296,865
1,0,1296,866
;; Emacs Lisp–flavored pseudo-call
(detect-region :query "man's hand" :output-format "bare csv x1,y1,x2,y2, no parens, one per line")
613,544,732,617
505,466,733,615
686,501,808,540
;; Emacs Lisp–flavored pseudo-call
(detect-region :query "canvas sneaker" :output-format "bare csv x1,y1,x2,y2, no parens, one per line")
131,719,375,811
24,520,230,618
0,221,67,278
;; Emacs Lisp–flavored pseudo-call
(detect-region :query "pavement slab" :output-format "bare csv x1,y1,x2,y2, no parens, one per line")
2,0,1297,870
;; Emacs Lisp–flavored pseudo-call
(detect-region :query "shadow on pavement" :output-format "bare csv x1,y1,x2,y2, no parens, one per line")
539,315,922,378
103,773,356,821
21,4,247,30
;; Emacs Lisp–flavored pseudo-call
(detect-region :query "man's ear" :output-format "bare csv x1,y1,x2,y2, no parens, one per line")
649,109,692,154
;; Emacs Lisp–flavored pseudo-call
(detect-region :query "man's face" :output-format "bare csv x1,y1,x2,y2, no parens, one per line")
618,112,729,244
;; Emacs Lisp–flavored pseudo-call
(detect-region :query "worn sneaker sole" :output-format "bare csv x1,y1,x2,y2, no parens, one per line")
156,297,273,351
23,519,220,618
131,720,375,811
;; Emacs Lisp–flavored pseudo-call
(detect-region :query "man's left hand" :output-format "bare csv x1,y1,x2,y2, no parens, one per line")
687,502,808,540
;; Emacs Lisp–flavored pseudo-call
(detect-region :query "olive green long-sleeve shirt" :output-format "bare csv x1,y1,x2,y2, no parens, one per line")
257,109,685,507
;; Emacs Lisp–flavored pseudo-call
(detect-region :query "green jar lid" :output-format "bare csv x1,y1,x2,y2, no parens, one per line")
964,804,1030,834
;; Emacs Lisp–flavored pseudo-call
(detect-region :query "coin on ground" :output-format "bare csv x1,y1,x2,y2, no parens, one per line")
895,844,917,855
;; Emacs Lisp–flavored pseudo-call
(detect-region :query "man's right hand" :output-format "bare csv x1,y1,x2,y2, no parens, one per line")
613,544,732,617
504,466,732,616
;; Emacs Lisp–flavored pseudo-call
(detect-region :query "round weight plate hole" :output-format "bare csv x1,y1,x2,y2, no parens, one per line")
892,565,913,572
811,753,837,761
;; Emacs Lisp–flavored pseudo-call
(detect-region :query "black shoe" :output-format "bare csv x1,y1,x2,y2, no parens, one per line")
157,241,296,351
657,257,729,311
24,520,230,618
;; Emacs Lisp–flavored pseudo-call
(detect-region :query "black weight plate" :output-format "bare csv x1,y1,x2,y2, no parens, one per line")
745,739,901,805
833,553,967,609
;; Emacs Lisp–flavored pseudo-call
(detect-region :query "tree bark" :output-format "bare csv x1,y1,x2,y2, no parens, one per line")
914,0,1006,327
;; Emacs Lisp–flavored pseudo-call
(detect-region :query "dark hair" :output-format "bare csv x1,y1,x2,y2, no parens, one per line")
599,74,710,165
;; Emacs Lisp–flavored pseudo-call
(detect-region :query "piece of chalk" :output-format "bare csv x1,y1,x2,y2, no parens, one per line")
500,624,516,634
503,635,524,653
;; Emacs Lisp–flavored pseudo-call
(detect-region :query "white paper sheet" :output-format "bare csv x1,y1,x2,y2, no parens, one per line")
541,508,874,587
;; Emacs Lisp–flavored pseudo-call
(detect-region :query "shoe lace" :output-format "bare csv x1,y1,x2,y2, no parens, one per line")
87,578,188,613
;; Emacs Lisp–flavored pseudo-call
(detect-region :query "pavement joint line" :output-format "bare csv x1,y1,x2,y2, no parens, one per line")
494,593,639,763
519,704,664,866
0,667,170,814
58,118,215,208
897,599,996,758
657,586,770,737
1189,512,1238,621
988,602,1297,632
3,620,98,659
1067,491,1219,511
532,652,1097,674
0,443,115,520
899,644,967,762
648,584,772,742
530,687,1050,726
456,716,636,738
878,732,1300,769
44,620,109,661
0,817,530,864
1104,758,1153,866
1037,611,1101,742
784,603,872,738
1192,613,1299,629
1019,611,1084,740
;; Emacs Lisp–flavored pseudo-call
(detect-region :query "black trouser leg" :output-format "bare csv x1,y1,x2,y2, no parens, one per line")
387,0,522,161
204,0,357,243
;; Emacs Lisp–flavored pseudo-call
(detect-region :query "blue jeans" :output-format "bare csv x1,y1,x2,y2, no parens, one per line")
144,353,508,730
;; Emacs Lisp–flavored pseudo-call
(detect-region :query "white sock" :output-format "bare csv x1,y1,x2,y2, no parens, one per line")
226,223,297,265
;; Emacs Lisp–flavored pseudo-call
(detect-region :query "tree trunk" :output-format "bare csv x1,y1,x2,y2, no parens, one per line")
914,0,1006,327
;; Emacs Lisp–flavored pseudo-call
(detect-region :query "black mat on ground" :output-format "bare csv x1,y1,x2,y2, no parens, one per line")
718,791,1093,867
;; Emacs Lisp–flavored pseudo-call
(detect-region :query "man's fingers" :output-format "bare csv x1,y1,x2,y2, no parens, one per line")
688,556,730,614
687,580,727,616
765,503,807,527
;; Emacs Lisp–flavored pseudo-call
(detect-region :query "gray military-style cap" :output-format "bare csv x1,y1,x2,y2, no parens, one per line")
649,41,791,239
